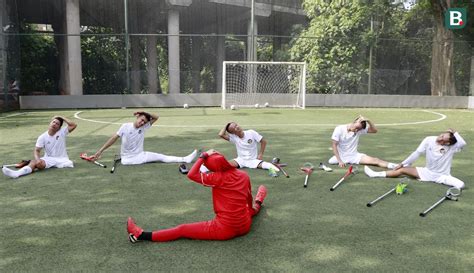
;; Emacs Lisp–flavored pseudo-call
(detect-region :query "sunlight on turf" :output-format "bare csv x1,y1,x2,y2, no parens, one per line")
18,237,53,246
350,256,382,268
318,214,362,226
397,232,434,243
304,244,347,262
151,200,199,215
267,203,300,220
11,217,92,227
459,252,474,266
16,199,61,208
416,247,474,266
269,260,300,271
0,196,63,208
84,197,119,204
0,257,21,267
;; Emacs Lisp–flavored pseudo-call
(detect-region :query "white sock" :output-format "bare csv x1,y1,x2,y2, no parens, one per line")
261,162,279,172
3,166,29,178
183,150,198,163
387,162,397,169
19,166,33,177
364,166,386,178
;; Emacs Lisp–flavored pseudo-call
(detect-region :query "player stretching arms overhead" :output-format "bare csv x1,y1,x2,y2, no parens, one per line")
365,129,466,190
127,149,267,243
329,115,397,169
90,111,197,165
2,116,77,179
218,122,280,176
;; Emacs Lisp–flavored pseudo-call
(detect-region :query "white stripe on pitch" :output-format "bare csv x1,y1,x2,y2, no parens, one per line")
0,112,27,119
74,110,446,128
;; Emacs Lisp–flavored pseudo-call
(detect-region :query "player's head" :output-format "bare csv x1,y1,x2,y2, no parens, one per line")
437,131,457,146
134,112,151,128
203,150,234,172
49,116,63,131
226,122,242,135
351,116,367,132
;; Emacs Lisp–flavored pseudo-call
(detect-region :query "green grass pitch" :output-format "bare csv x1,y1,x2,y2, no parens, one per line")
0,108,473,272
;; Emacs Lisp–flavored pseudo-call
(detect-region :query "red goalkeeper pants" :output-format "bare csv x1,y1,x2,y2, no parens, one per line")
151,204,261,242
151,219,250,242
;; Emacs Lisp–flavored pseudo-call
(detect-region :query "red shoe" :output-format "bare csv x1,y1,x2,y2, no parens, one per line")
127,217,143,243
255,185,267,205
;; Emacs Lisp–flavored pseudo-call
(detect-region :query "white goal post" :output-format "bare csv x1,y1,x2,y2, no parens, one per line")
222,61,306,109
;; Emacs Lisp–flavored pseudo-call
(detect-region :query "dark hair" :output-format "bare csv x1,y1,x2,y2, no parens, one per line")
54,117,64,127
360,120,367,129
225,122,234,133
448,132,457,146
138,112,152,122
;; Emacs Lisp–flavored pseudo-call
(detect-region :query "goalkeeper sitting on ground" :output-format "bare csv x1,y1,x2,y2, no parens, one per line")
127,149,267,243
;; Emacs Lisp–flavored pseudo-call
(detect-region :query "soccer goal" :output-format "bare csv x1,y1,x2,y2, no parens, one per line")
222,61,306,109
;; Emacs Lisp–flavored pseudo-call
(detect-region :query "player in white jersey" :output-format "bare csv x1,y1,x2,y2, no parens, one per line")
218,122,280,174
329,115,397,169
2,116,77,179
364,129,466,189
90,111,197,165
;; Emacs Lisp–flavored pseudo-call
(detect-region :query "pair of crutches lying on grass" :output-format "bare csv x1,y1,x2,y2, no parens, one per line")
303,164,461,217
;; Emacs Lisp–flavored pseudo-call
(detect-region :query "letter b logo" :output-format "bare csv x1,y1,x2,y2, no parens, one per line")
445,8,467,29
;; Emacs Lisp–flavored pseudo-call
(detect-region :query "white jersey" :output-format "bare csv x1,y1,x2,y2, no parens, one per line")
228,130,263,160
117,122,152,157
405,134,465,175
331,124,368,158
35,127,70,158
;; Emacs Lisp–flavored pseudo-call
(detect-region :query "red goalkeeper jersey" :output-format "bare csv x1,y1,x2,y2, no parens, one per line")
187,153,254,229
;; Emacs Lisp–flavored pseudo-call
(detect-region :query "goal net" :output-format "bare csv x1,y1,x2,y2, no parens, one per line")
222,61,306,109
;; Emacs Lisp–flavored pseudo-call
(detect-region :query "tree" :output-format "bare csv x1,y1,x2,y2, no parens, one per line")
429,0,456,96
422,0,472,96
81,27,128,94
290,0,400,94
18,24,58,94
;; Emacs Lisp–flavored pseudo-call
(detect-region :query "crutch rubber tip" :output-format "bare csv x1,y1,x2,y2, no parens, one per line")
110,170,114,173
330,188,335,191
103,165,107,168
303,185,307,188
366,203,372,207
419,213,426,217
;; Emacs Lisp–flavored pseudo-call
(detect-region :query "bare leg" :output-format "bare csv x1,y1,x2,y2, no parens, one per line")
365,166,419,179
360,155,396,169
385,167,420,179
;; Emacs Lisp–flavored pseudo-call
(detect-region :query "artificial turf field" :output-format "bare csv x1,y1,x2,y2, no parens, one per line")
0,107,473,272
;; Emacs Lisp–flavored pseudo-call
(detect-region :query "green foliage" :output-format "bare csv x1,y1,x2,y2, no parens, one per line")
81,27,127,94
452,1,474,96
290,0,376,93
180,36,220,93
256,36,274,61
18,24,57,94
290,0,420,94
290,0,472,95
